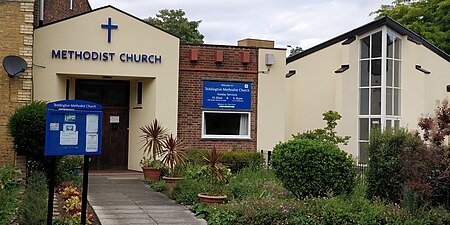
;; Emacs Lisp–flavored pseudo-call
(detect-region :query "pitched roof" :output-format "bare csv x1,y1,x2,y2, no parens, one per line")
286,16,450,64
35,5,179,39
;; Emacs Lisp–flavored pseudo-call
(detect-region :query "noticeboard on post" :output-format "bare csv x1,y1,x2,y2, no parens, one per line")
202,81,252,110
45,100,102,156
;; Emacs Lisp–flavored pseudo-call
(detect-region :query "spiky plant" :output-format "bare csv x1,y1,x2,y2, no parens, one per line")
140,119,168,161
204,147,227,195
161,134,186,176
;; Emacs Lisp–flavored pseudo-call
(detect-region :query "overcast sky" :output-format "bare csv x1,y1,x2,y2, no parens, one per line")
89,0,393,50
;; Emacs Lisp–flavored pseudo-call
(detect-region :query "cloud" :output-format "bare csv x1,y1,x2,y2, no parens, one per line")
90,0,392,49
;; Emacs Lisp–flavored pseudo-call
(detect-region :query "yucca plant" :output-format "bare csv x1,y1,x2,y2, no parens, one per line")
204,147,228,195
161,134,186,176
140,119,168,161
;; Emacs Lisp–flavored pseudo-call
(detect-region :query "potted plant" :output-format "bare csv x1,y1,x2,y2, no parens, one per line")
140,119,168,181
198,147,229,205
161,134,186,191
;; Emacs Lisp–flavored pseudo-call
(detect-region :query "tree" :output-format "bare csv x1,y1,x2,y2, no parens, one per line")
372,0,450,55
288,46,303,57
145,9,204,44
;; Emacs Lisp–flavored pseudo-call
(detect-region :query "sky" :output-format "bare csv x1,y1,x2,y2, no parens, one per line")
89,0,393,50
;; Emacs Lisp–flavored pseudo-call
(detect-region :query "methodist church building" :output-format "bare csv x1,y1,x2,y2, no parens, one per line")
33,6,286,171
286,17,450,163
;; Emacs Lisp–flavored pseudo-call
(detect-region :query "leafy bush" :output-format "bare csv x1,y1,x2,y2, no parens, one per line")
18,171,48,225
8,101,48,171
144,179,166,192
185,149,263,173
172,178,207,205
0,164,21,225
220,150,263,173
366,129,423,202
56,155,83,185
272,138,356,198
225,167,290,201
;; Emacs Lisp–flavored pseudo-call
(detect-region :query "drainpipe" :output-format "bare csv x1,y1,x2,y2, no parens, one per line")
39,0,44,25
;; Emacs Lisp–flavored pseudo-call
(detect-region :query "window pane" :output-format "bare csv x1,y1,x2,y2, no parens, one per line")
359,142,369,164
359,118,369,140
371,59,381,86
394,61,400,87
371,118,381,130
394,89,400,115
387,33,394,58
394,37,402,59
360,36,370,59
137,81,143,105
205,113,241,135
386,120,392,131
386,88,393,115
372,31,382,58
360,88,369,115
386,59,393,86
394,120,400,129
371,88,381,115
360,60,369,87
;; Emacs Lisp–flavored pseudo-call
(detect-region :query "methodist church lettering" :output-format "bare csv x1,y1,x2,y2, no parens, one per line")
51,50,162,64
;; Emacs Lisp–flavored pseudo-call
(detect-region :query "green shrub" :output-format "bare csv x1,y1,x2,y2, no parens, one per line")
172,178,208,205
185,149,264,173
272,138,356,198
18,171,48,225
144,179,166,192
0,164,21,225
220,150,263,173
366,129,422,202
8,101,47,171
225,167,290,201
185,149,208,165
55,155,83,185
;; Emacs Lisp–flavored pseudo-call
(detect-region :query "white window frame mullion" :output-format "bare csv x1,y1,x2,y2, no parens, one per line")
381,26,387,130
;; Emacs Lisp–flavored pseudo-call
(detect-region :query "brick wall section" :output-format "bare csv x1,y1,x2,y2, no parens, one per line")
178,44,258,152
43,0,91,24
0,0,35,166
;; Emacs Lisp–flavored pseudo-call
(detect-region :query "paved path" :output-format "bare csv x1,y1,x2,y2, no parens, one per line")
88,173,206,225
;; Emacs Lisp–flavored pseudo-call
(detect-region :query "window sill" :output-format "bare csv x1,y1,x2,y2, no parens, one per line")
201,137,252,141
133,105,143,109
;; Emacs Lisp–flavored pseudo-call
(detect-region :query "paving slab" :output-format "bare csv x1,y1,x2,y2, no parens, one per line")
88,173,206,225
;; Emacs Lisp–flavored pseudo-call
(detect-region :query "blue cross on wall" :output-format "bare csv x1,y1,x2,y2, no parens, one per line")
101,17,118,43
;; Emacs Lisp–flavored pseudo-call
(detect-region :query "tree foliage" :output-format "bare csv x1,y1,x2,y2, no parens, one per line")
372,0,450,54
145,9,205,44
288,46,303,57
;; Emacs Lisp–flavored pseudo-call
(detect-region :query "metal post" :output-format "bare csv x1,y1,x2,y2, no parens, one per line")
80,155,90,225
46,157,56,225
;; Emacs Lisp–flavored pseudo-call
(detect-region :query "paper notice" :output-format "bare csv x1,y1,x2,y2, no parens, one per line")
86,133,98,152
86,114,99,133
60,131,78,145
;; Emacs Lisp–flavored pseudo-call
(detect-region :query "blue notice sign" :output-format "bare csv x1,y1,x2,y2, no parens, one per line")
203,81,251,110
45,100,102,156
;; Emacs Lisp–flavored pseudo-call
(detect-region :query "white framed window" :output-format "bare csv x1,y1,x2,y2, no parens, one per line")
135,81,143,107
202,111,250,139
358,27,402,163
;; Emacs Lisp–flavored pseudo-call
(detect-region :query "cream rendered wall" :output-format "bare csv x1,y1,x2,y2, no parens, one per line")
257,48,286,159
402,39,450,130
33,7,180,171
286,41,359,157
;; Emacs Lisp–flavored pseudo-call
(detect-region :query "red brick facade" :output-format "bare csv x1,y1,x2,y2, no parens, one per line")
178,44,259,151
43,0,91,24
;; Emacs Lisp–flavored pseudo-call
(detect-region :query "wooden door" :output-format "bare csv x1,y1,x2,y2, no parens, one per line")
75,79,130,170
90,107,129,170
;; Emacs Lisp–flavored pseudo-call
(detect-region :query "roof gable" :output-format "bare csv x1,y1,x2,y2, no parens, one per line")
286,17,450,64
36,5,179,39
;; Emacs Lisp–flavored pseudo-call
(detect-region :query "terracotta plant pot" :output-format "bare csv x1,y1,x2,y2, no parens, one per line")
162,176,184,191
197,193,227,206
142,167,161,181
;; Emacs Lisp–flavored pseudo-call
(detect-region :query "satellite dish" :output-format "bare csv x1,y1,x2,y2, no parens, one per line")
3,56,27,78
